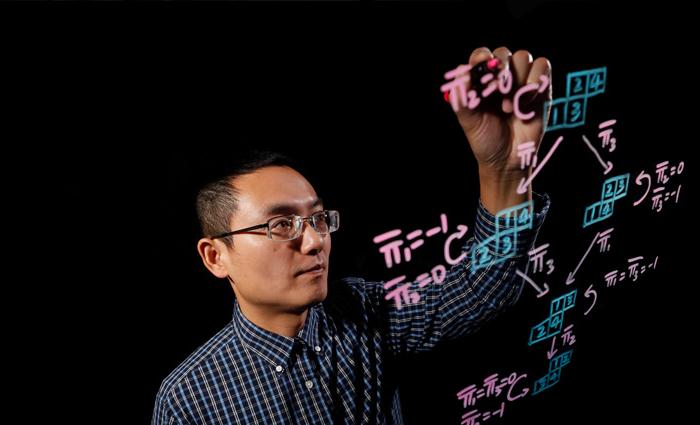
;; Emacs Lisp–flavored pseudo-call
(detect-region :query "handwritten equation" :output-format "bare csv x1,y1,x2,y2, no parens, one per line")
603,255,659,287
633,160,684,212
372,213,469,309
456,371,529,425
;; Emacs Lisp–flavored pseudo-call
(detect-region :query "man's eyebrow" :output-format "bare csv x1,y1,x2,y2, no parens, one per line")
261,197,324,218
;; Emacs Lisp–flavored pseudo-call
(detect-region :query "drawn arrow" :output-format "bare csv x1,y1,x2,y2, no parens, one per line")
582,135,613,174
517,135,565,194
547,336,558,360
516,269,550,298
566,228,614,285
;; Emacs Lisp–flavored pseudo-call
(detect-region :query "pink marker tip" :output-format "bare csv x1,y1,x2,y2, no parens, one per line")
487,58,500,70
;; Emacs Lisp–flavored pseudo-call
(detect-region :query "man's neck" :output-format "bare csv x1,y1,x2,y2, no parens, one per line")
238,302,308,338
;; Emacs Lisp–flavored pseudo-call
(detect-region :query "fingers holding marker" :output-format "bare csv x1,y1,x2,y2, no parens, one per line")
442,47,551,120
513,56,552,121
469,47,521,111
441,47,490,111
511,50,534,88
466,47,505,111
463,47,495,111
491,47,513,66
528,57,553,103
469,47,494,67
491,47,514,112
441,47,494,112
529,57,553,120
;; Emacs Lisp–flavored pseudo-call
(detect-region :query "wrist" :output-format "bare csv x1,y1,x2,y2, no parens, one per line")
478,166,532,214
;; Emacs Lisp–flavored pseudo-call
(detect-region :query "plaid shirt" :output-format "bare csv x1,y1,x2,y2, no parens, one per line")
153,193,550,425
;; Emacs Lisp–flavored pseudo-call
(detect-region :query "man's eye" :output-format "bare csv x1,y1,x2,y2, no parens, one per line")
273,219,292,229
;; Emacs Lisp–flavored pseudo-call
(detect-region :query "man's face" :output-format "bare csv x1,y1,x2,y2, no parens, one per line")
223,166,331,313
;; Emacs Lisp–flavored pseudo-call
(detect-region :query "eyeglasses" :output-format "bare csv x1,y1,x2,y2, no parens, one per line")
211,210,340,242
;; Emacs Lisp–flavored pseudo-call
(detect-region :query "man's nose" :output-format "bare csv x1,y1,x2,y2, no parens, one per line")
299,220,325,253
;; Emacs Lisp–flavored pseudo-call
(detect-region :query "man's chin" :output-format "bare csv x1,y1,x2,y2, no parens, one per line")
288,274,328,305
287,290,327,314
302,279,328,305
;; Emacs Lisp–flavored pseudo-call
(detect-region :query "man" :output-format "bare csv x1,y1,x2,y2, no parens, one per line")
154,47,552,424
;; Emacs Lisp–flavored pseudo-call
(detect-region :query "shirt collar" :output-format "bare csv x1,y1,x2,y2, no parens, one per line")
232,300,323,368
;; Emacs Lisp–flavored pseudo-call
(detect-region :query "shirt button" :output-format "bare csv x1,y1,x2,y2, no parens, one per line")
314,346,322,352
275,365,283,372
305,380,314,389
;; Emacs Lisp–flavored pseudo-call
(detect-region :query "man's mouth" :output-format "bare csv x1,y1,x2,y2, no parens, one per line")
296,263,325,276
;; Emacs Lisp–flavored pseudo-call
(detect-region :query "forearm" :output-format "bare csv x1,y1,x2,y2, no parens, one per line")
440,190,550,341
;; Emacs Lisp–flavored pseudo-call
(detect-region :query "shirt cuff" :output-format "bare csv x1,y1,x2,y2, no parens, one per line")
472,191,551,259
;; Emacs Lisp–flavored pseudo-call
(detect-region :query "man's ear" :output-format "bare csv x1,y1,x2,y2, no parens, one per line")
197,238,230,279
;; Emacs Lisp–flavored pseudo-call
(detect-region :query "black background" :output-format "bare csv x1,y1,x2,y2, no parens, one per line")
5,1,694,423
